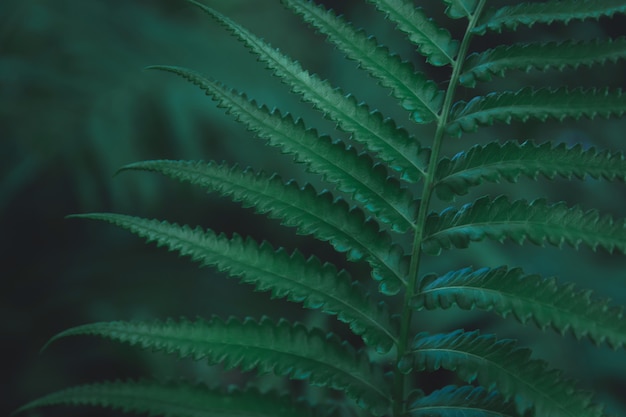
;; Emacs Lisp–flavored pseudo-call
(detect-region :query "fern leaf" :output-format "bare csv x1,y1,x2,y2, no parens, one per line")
461,38,626,87
69,211,398,352
422,196,626,255
117,162,409,294
365,0,459,65
399,330,604,417
434,141,626,201
474,0,626,34
187,0,426,182
442,0,479,20
44,318,392,415
147,66,418,232
416,266,626,349
282,0,444,123
408,385,518,417
447,87,626,136
15,379,330,417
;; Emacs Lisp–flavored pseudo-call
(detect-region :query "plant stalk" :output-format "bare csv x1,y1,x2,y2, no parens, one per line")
392,2,487,415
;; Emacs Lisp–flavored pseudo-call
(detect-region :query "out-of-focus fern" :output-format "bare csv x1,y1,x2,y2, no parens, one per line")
0,0,302,212
17,0,626,416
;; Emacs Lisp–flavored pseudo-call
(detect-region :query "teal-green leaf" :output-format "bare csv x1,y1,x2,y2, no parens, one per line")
447,87,626,136
416,266,626,349
187,0,425,182
408,385,518,417
474,0,626,34
148,65,418,232
442,0,479,19
69,211,398,352
16,380,330,417
461,38,626,87
434,141,626,200
117,162,408,294
282,0,444,123
422,196,626,255
366,0,459,66
400,330,604,417
44,318,392,416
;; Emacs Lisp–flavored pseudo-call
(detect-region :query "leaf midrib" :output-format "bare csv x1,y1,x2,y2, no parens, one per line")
114,326,391,403
134,210,400,347
426,219,621,248
420,284,625,343
416,346,582,417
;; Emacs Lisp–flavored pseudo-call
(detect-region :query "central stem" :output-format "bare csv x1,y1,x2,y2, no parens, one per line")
392,2,487,414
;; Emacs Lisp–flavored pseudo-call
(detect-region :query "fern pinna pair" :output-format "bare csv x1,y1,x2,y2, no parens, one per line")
17,0,626,416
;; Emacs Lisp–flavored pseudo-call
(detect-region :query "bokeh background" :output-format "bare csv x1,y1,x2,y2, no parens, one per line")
3,0,626,415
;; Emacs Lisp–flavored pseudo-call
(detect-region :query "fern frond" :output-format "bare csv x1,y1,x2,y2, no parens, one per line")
68,212,399,352
460,38,626,87
408,385,518,417
434,141,626,200
416,266,626,349
147,66,418,232
117,162,409,294
44,318,392,415
442,0,479,20
365,0,458,66
474,0,626,34
399,330,603,417
447,87,626,136
15,379,330,417
422,196,626,255
281,0,444,123
186,0,426,182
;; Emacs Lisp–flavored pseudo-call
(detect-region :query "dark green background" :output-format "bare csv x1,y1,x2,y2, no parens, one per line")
3,1,626,415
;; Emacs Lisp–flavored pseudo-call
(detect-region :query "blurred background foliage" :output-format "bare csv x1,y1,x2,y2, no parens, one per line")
2,0,626,416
